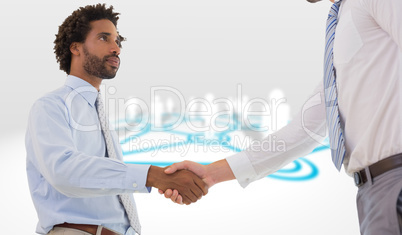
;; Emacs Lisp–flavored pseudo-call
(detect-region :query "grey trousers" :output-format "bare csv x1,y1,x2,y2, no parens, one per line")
356,167,402,235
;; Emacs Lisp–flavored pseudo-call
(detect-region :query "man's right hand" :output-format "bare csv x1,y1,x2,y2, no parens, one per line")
146,165,208,205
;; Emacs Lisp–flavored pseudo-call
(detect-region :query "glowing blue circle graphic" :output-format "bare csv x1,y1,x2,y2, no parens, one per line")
268,158,319,181
119,114,327,182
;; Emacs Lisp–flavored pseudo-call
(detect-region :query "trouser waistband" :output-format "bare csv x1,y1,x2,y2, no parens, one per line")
353,153,402,187
54,223,121,235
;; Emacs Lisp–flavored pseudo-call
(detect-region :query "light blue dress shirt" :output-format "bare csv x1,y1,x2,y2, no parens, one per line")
26,75,151,235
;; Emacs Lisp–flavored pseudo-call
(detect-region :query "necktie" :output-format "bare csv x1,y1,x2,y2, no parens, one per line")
324,0,346,171
96,93,142,234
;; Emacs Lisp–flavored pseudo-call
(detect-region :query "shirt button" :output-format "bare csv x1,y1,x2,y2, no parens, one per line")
133,183,138,188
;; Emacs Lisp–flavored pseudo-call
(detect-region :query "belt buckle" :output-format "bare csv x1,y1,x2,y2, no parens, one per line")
353,171,363,187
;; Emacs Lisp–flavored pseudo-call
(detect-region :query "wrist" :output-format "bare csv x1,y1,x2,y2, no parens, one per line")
207,159,235,186
146,165,163,188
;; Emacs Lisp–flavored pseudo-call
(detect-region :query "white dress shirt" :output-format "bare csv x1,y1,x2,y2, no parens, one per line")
227,0,402,188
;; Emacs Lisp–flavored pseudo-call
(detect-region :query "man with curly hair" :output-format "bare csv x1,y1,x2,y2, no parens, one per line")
25,4,207,235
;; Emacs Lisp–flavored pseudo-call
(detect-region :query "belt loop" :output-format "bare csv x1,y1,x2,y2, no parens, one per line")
96,226,103,235
364,166,373,186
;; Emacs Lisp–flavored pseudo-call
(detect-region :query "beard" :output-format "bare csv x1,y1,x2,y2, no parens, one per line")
82,46,119,80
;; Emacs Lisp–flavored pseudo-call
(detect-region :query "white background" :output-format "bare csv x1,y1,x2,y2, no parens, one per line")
0,0,359,234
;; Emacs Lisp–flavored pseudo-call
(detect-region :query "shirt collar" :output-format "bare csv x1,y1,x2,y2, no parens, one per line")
65,75,99,107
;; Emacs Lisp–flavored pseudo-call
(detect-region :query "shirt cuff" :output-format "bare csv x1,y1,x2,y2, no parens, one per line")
226,151,258,188
125,164,151,193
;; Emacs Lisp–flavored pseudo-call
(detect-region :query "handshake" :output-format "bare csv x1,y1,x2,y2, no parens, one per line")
145,159,234,205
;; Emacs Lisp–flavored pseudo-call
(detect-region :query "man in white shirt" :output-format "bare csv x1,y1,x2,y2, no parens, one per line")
161,0,402,234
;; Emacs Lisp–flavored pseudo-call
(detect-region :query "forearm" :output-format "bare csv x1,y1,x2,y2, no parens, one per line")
226,81,327,187
38,147,150,197
27,100,150,197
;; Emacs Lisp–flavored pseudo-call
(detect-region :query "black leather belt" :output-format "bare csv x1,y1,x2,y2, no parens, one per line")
353,153,402,187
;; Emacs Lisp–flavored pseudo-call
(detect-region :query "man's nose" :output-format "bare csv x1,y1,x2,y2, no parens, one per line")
111,42,121,55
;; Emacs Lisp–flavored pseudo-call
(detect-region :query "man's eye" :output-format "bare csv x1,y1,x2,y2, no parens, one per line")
100,36,108,41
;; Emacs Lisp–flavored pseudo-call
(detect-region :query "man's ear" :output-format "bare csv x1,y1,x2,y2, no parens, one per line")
70,42,81,56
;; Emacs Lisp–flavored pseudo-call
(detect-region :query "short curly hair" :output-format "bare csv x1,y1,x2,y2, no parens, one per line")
54,4,125,74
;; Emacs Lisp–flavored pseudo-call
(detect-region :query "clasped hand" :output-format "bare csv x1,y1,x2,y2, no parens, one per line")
150,160,233,205
145,165,208,205
159,160,231,205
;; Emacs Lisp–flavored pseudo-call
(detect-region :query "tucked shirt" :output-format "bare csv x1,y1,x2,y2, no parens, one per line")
227,0,402,187
26,75,151,234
